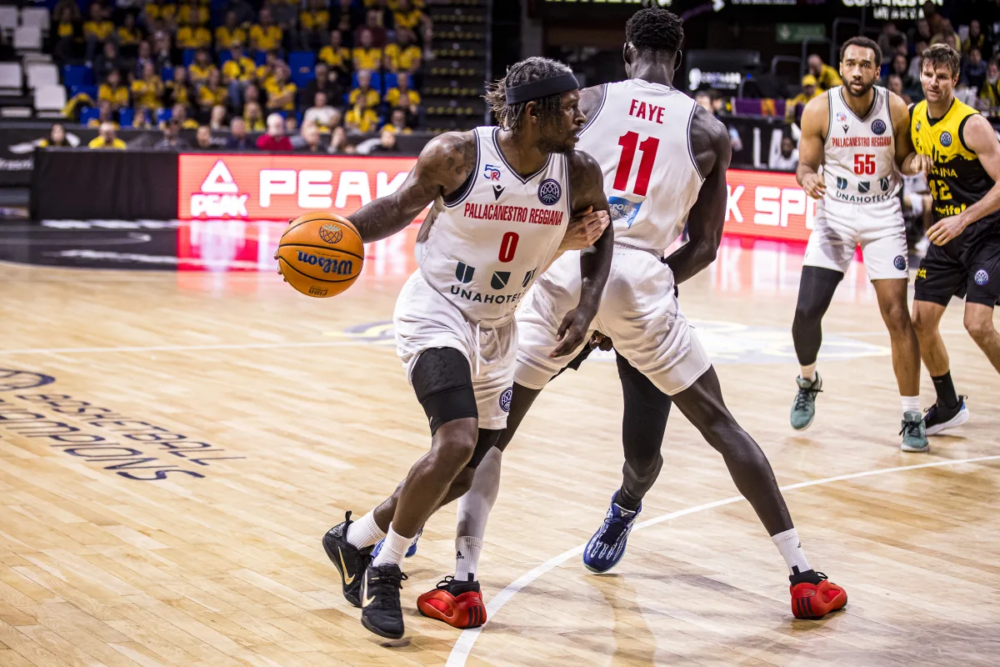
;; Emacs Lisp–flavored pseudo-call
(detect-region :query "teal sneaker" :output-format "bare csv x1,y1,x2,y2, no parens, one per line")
900,411,929,452
791,373,822,431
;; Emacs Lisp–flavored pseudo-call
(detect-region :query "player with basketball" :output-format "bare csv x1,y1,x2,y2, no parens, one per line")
910,44,1000,434
791,37,929,451
368,7,848,627
319,57,614,639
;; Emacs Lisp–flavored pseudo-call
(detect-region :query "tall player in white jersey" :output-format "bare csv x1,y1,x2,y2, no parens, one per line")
319,58,614,640
792,37,929,451
412,7,848,628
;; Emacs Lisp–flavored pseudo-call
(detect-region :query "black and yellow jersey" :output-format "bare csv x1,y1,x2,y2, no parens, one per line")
910,98,998,235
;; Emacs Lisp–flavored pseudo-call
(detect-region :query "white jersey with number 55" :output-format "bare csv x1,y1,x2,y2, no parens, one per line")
577,79,705,256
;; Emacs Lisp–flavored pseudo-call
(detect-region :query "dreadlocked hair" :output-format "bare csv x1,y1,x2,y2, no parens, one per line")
485,57,574,133
626,6,684,55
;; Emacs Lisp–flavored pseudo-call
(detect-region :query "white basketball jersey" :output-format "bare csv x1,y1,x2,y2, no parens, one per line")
577,79,704,255
415,126,570,326
823,86,901,204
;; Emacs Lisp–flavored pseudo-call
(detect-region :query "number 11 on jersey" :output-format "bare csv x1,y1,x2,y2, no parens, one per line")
613,131,660,196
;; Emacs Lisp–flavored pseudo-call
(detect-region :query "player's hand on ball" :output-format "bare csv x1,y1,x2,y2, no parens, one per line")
927,214,967,246
561,206,610,251
551,307,595,358
801,173,826,199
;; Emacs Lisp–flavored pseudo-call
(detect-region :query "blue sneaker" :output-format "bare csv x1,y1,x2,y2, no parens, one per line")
371,528,422,560
583,494,641,573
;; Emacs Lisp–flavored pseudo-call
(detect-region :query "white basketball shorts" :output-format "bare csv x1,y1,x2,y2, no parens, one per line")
803,197,909,279
393,271,517,430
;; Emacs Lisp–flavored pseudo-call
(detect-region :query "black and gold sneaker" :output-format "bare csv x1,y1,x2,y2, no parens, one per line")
322,511,372,607
360,563,408,639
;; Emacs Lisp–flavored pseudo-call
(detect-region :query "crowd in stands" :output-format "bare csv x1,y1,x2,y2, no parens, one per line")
53,0,430,150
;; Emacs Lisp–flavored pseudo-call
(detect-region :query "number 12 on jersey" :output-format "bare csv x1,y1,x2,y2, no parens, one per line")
613,131,660,196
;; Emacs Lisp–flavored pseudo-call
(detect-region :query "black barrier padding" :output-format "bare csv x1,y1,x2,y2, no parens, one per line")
32,149,179,221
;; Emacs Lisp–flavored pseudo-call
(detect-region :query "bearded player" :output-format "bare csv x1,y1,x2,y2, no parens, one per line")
910,44,1000,435
791,37,930,451
319,57,614,640
413,7,848,627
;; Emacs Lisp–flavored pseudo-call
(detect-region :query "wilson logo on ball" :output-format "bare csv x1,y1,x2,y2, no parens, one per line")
296,251,355,275
319,224,344,244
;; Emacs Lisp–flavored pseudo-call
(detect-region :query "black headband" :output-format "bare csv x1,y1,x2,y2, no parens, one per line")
505,73,579,104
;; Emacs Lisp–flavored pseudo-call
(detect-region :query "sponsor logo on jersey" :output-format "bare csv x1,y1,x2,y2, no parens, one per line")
916,121,922,132
836,112,847,124
880,176,890,191
189,160,250,218
859,181,871,194
608,196,643,228
484,164,501,181
499,387,513,413
492,184,505,200
894,255,907,271
842,124,849,133
975,269,990,286
296,251,354,275
537,179,562,206
871,119,887,135
522,268,537,287
940,131,953,147
491,271,510,289
917,268,927,279
318,223,343,244
837,177,848,190
449,285,527,306
455,261,475,283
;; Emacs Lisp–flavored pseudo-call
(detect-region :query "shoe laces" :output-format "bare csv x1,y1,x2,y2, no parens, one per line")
899,416,923,438
793,384,822,411
598,510,634,546
368,568,408,609
434,575,456,590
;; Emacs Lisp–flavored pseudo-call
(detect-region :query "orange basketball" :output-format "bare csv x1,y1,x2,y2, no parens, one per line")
276,212,364,298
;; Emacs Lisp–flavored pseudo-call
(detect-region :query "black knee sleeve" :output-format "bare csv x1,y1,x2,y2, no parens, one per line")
616,352,671,476
412,347,478,435
467,429,501,469
792,267,843,366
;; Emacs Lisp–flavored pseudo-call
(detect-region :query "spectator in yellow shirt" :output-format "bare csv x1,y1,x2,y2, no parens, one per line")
177,23,212,49
188,49,218,87
132,62,164,113
250,8,283,53
349,70,381,109
352,30,382,71
265,65,297,112
198,70,229,121
144,0,178,32
244,101,266,132
216,12,248,53
300,0,331,50
99,70,130,111
806,54,842,91
83,3,114,62
223,42,257,106
319,30,352,73
384,31,421,74
385,72,419,113
116,14,142,58
787,74,820,121
88,122,126,149
165,66,194,111
172,103,200,129
383,108,412,134
393,0,425,32
88,101,118,128
345,102,379,134
256,51,281,89
178,0,209,26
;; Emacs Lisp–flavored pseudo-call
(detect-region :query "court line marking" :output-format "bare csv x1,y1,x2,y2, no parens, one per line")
0,341,377,355
446,454,1000,666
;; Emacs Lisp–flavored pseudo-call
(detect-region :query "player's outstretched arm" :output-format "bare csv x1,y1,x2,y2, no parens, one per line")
796,94,829,199
346,131,475,243
549,150,613,358
928,115,1000,245
662,106,731,285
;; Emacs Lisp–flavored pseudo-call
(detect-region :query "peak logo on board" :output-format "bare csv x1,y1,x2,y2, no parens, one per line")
190,160,250,218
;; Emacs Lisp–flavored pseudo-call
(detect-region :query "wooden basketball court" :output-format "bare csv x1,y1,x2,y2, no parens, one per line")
1,230,998,667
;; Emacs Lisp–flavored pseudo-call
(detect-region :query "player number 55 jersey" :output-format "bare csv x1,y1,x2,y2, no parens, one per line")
823,85,901,204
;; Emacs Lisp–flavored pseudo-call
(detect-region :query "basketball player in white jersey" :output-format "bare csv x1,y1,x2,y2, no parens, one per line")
413,7,848,627
791,37,929,451
319,57,614,639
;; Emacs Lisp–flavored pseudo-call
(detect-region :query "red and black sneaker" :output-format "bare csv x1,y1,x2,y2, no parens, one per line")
790,570,847,619
417,575,486,629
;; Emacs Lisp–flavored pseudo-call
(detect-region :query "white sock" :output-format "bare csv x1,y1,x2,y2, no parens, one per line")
345,511,385,549
800,363,817,382
771,528,812,576
372,524,411,568
901,395,921,417
455,536,483,582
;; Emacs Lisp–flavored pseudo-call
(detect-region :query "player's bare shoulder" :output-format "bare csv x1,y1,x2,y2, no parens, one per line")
417,130,479,193
566,149,606,209
885,90,911,126
578,84,607,120
799,91,831,140
689,105,732,178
